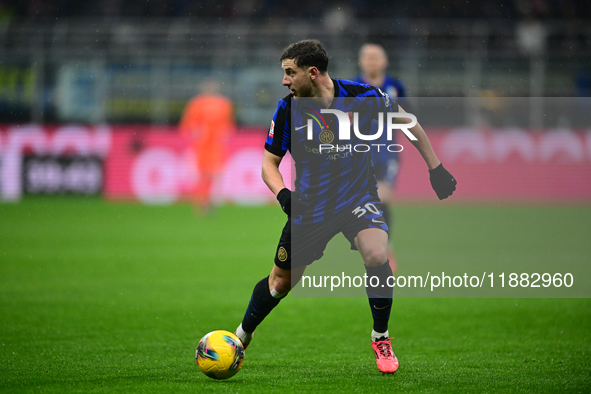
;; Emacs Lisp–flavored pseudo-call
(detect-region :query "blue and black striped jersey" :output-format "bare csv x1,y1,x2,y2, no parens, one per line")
265,78,399,223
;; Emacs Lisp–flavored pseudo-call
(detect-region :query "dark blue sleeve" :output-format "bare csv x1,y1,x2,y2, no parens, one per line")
264,99,290,157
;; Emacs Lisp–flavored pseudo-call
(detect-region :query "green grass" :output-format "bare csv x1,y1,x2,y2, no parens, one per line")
0,199,590,393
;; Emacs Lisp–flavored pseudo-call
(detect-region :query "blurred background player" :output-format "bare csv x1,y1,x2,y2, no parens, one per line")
354,43,406,273
179,79,235,213
355,43,406,99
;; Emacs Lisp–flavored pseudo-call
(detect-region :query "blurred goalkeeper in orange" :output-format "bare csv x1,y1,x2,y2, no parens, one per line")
179,79,235,213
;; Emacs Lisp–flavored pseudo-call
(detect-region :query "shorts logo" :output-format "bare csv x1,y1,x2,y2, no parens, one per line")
319,129,334,144
277,246,288,262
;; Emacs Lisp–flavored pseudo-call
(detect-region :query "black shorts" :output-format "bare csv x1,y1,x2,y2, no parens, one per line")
273,198,389,270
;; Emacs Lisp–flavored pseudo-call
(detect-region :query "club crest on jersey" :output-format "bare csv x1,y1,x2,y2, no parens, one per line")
319,129,334,144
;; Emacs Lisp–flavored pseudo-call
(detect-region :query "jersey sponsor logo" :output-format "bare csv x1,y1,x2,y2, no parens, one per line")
277,246,288,262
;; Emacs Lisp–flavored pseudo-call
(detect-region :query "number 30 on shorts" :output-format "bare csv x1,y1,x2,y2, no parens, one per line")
352,202,381,218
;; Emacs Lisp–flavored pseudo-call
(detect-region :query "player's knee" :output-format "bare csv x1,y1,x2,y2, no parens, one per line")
363,248,388,267
269,274,291,297
270,280,290,298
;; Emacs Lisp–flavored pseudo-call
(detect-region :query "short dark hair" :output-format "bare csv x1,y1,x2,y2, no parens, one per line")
280,39,329,73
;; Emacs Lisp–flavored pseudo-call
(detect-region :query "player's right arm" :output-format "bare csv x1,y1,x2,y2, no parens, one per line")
263,151,309,216
263,97,309,215
262,150,286,196
263,98,291,197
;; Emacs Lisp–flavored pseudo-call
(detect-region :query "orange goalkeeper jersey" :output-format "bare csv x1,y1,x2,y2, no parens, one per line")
179,94,235,174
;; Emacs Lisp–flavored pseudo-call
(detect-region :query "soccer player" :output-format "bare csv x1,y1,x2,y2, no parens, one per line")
179,79,235,213
234,39,456,374
355,43,406,99
354,43,406,273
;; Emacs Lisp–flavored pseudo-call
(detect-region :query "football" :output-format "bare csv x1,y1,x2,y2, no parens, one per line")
195,330,245,379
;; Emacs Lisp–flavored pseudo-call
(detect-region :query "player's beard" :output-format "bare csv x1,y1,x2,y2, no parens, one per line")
292,79,313,97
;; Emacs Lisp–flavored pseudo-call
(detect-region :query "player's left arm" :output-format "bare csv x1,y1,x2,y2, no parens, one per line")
397,105,439,170
397,105,457,200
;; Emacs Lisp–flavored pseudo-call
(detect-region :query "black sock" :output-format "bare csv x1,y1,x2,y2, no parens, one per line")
241,276,283,333
365,261,394,333
381,203,393,232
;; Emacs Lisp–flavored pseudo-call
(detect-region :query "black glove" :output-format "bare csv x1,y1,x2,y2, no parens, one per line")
276,188,310,217
429,163,457,200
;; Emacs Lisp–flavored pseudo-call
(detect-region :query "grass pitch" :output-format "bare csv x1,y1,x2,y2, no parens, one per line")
0,199,590,393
